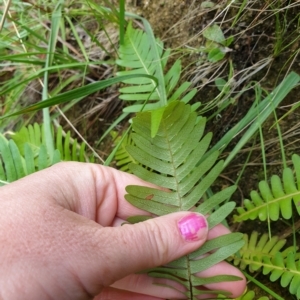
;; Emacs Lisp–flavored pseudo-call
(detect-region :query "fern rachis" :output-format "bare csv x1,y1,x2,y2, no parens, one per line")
234,154,300,222
124,101,245,299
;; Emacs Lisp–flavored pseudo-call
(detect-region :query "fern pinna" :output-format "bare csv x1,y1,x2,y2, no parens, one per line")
116,22,198,114
0,123,89,186
234,154,300,222
230,231,300,299
124,101,244,299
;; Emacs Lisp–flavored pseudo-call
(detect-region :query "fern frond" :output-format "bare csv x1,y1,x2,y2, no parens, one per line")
125,101,244,299
55,126,87,162
229,231,297,272
0,135,22,184
219,289,269,300
111,130,137,172
116,22,197,113
11,123,88,163
0,133,48,186
0,123,90,186
234,154,300,222
239,291,268,300
230,232,300,299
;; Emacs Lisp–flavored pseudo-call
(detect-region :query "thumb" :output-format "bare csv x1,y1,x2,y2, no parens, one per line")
89,212,208,287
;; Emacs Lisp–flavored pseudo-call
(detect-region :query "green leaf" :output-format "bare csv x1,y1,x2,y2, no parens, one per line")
0,124,92,185
0,135,17,182
215,78,227,91
116,22,197,115
230,231,300,297
200,1,216,8
208,48,225,62
124,101,244,299
0,74,157,119
151,107,166,138
203,72,300,168
203,24,226,44
234,154,300,222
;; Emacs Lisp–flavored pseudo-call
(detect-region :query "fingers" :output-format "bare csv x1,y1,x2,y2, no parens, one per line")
198,224,246,298
47,162,159,224
111,274,187,299
1,162,245,298
110,261,246,300
95,286,163,300
195,260,246,298
2,162,158,226
72,212,208,294
110,226,246,299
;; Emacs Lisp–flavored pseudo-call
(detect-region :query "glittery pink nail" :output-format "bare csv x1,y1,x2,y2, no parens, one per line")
178,213,207,241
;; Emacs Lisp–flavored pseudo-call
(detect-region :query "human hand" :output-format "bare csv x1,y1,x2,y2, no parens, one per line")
0,162,246,300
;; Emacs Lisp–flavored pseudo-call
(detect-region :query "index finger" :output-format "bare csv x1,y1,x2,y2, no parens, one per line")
46,162,157,225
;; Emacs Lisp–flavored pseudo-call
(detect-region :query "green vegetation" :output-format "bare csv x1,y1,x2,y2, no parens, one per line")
1,0,300,299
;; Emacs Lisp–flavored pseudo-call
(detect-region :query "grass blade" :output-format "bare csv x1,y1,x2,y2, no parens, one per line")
0,74,157,119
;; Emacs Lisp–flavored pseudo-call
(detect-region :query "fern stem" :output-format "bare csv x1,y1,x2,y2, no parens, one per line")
273,109,287,168
105,125,132,166
242,271,284,300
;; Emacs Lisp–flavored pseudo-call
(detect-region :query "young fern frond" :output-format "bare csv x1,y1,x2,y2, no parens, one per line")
0,123,90,186
219,290,269,300
0,133,60,186
55,126,87,162
230,232,300,298
11,123,88,162
229,231,298,272
111,130,137,172
234,154,300,222
124,101,244,299
116,22,197,113
236,291,269,300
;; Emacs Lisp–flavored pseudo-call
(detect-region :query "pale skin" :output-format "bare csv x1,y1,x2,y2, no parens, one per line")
0,162,246,300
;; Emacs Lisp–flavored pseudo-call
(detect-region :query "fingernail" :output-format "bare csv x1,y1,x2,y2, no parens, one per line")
178,213,207,242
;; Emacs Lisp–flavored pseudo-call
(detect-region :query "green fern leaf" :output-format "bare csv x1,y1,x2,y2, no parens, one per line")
11,123,89,163
230,232,300,298
234,154,300,222
262,252,300,298
24,143,35,175
0,135,19,184
0,134,33,185
125,101,244,299
38,144,48,171
0,124,91,185
223,289,269,300
116,22,197,115
230,231,296,272
111,130,137,172
9,140,26,179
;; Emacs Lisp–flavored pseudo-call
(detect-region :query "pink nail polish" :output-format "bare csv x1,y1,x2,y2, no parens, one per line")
178,213,207,241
